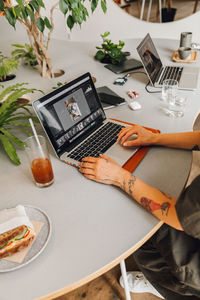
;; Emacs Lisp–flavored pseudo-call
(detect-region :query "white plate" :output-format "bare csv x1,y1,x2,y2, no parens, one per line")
0,206,51,272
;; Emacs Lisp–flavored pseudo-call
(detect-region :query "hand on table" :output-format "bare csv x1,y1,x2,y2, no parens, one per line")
117,125,156,147
79,154,126,187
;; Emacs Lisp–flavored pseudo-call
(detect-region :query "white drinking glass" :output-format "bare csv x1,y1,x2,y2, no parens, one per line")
162,79,178,103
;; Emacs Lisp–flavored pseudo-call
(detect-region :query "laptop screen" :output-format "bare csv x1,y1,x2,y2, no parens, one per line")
33,73,106,157
137,33,163,85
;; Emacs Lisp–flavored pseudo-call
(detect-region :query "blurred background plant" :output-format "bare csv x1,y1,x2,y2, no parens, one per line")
0,51,19,82
11,43,38,68
0,82,43,165
0,0,107,78
95,31,126,65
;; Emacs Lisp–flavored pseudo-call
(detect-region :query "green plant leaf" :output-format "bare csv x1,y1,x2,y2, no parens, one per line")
13,6,21,18
26,5,35,23
101,31,110,38
44,17,52,29
5,8,16,28
0,128,24,148
31,0,39,12
21,6,28,20
12,44,25,48
0,88,36,117
95,50,105,61
36,0,45,8
59,0,68,14
91,0,98,12
119,40,125,47
36,17,45,32
101,0,107,13
0,0,4,11
4,121,31,127
110,47,120,58
67,15,74,30
16,0,24,7
0,55,19,81
0,83,28,103
0,134,20,165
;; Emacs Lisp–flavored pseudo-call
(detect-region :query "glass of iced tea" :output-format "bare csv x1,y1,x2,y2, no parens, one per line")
24,135,54,187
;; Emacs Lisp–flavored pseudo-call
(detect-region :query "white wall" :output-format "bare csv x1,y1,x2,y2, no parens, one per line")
0,0,200,42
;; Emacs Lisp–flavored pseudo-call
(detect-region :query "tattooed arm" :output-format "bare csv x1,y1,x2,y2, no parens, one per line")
118,125,200,150
79,154,183,231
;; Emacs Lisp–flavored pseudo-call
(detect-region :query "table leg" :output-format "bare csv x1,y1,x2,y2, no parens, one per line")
147,0,152,21
120,260,132,300
140,0,145,19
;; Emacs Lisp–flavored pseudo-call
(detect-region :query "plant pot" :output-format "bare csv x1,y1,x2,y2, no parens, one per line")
0,74,16,82
161,8,177,22
24,60,38,67
100,55,113,64
100,53,127,65
0,93,31,107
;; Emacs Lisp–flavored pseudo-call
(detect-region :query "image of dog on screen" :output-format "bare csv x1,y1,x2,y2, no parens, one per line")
65,98,82,121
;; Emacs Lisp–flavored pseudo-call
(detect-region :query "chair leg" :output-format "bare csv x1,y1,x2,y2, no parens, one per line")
147,0,152,21
159,0,162,22
120,260,132,300
140,0,145,19
137,0,141,17
193,0,199,13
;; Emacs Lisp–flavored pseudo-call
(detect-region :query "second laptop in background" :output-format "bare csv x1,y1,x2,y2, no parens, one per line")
137,33,199,90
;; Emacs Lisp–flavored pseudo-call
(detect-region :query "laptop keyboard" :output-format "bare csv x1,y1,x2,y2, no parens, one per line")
158,66,183,85
68,122,125,162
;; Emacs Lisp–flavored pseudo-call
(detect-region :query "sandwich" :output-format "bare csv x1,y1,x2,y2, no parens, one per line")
0,206,35,258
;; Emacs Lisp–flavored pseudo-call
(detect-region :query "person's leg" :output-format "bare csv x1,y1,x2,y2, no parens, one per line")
133,237,198,300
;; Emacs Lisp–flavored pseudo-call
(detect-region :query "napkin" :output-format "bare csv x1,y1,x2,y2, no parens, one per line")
0,205,34,235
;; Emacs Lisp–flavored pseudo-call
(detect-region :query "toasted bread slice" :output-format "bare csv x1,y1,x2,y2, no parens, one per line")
0,225,26,248
0,226,35,258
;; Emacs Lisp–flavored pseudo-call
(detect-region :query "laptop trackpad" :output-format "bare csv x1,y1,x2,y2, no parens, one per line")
179,67,199,89
105,142,138,166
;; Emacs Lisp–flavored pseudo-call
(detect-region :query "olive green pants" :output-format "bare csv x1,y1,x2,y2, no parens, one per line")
133,228,200,300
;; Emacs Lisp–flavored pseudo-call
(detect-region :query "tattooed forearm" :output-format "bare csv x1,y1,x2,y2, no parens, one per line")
159,190,173,200
140,197,171,216
192,145,200,151
128,175,136,196
122,180,126,191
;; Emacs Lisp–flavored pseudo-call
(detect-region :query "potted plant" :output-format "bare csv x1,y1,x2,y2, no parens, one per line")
95,31,126,65
11,43,38,68
0,82,43,165
0,0,107,78
0,51,19,82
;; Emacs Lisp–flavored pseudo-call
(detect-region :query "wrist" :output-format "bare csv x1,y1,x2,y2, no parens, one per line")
151,132,161,146
116,169,131,189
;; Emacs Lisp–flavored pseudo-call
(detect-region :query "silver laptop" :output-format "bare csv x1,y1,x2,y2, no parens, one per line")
137,33,199,90
32,73,138,167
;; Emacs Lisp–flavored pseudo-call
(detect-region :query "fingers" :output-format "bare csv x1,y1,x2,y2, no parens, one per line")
82,156,97,163
117,126,132,141
79,161,94,169
99,154,115,163
117,126,139,143
123,140,140,147
120,131,139,145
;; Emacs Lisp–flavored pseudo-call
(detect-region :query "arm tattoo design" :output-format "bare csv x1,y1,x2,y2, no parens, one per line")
159,190,173,201
192,145,200,151
140,197,171,216
128,175,136,196
122,180,126,191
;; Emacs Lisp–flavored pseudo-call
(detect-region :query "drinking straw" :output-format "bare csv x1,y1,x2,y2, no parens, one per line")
29,118,44,155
